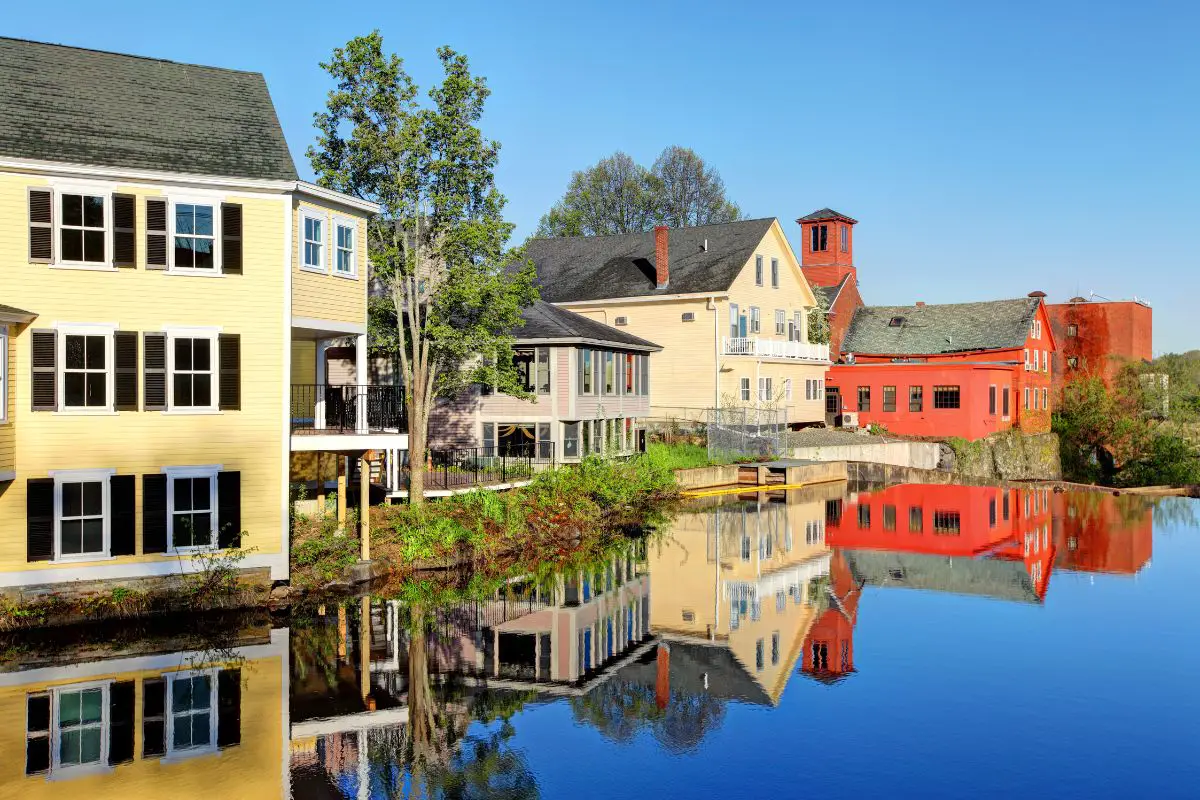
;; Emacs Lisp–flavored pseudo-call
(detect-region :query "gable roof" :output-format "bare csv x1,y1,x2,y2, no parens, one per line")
528,218,777,303
797,208,857,224
0,38,297,181
515,301,661,350
0,304,37,324
842,297,1042,356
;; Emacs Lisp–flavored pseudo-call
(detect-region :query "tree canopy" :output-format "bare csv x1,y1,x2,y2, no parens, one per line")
536,146,742,237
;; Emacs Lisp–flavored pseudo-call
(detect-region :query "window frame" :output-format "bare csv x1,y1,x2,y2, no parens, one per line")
755,255,764,286
300,210,327,274
49,680,113,777
840,224,849,253
333,217,358,278
881,385,896,412
169,198,221,274
165,328,221,413
758,376,773,402
164,465,221,553
51,468,115,562
784,378,793,401
1066,324,1078,337
770,258,779,288
909,385,923,412
750,307,761,334
56,190,111,269
57,323,116,414
857,385,871,412
774,309,785,335
164,669,219,760
932,385,961,410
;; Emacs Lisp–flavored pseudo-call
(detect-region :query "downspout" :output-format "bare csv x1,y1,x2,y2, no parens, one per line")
710,296,720,410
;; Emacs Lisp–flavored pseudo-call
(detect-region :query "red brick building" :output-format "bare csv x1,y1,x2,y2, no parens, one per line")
796,208,864,355
1046,296,1153,393
826,294,1057,439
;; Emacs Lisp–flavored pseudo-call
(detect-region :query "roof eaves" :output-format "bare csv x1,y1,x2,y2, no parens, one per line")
0,304,36,324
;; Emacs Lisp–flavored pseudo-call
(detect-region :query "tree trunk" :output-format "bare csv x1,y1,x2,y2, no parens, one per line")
408,398,427,505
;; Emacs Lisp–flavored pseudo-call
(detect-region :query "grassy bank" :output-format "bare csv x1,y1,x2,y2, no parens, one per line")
291,454,681,590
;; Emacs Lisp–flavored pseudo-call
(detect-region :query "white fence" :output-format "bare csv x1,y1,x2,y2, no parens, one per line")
723,337,830,362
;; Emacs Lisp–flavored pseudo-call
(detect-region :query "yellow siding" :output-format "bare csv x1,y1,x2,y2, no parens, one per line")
291,198,368,326
0,171,287,573
0,655,284,799
291,340,317,385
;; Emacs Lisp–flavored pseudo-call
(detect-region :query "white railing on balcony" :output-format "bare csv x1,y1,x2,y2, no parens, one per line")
723,337,830,362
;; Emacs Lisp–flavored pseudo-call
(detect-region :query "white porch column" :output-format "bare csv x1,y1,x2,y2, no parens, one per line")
356,333,369,433
315,338,330,430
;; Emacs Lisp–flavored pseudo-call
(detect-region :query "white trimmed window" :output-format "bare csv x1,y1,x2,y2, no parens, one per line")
53,469,113,560
334,220,356,276
758,376,773,402
59,325,115,410
740,377,751,402
775,309,786,335
51,682,111,774
173,203,217,270
302,213,325,271
1043,350,1049,373
166,671,218,756
166,466,220,551
784,378,793,401
0,326,7,423
59,193,108,265
167,329,219,411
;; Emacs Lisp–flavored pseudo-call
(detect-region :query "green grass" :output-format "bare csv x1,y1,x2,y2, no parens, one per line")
641,442,715,470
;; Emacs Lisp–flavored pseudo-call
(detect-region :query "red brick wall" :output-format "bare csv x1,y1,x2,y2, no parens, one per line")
1047,301,1152,392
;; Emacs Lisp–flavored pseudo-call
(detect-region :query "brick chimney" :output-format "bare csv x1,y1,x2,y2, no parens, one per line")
654,225,669,288
916,301,926,307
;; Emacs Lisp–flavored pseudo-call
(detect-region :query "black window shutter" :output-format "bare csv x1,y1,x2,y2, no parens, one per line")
141,677,166,757
143,332,166,410
218,334,240,410
146,199,168,269
110,475,136,556
114,331,139,411
221,203,243,274
31,329,57,411
25,693,50,774
217,471,241,548
26,478,54,562
112,194,137,268
108,680,135,764
217,669,242,747
142,474,168,553
28,187,53,263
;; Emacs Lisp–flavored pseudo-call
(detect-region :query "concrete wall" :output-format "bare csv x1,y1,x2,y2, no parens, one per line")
790,440,945,470
674,464,739,489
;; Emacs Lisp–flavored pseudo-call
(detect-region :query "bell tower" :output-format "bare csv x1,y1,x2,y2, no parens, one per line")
797,208,856,288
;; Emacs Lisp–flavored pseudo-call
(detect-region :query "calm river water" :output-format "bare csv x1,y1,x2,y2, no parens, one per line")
3,483,1198,799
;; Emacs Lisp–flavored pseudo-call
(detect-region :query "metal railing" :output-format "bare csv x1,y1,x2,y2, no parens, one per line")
290,384,407,434
723,337,830,362
380,442,555,492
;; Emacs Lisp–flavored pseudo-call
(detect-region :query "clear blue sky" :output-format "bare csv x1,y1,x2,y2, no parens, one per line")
9,1,1197,352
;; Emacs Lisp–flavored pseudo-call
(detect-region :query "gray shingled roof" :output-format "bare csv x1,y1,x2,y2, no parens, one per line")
0,304,37,323
528,218,776,302
797,208,857,223
811,272,851,308
0,38,297,181
842,297,1041,355
845,550,1042,604
515,301,661,350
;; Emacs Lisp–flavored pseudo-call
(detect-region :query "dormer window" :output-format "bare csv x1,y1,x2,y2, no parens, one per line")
888,316,905,327
811,224,828,252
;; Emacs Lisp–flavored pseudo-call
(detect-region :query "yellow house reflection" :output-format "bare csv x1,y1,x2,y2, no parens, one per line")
648,483,843,705
0,627,288,800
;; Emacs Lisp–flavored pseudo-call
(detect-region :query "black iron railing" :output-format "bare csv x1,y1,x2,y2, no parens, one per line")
422,443,555,490
290,384,407,434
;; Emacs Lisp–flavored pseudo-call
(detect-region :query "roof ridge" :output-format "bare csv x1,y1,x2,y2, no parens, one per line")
527,216,776,243
0,36,260,76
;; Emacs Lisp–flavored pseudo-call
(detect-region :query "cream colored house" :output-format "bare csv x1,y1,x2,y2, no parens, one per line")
529,219,831,425
0,38,399,593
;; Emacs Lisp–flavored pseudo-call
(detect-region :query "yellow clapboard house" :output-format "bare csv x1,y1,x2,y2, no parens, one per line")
0,38,403,594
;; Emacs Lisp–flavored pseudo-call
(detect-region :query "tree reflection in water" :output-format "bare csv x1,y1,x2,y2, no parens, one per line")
570,679,726,754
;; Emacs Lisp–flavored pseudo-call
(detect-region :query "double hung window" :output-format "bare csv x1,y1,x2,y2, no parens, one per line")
174,204,215,270
302,214,324,270
168,672,216,755
60,194,107,264
57,474,109,558
334,222,356,276
64,333,109,408
167,467,218,550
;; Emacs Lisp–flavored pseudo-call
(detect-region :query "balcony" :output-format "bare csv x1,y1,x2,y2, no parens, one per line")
290,384,407,450
723,337,830,362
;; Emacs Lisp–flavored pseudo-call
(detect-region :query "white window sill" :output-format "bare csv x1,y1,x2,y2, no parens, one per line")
162,408,223,416
169,545,220,556
48,764,114,781
161,747,220,765
165,270,225,278
51,554,116,565
53,409,118,417
332,271,359,281
300,264,327,274
49,263,118,273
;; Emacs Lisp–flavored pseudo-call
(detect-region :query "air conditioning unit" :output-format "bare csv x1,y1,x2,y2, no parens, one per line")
681,312,696,322
840,411,859,429
614,316,628,326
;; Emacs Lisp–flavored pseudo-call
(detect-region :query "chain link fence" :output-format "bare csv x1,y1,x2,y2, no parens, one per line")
707,406,787,462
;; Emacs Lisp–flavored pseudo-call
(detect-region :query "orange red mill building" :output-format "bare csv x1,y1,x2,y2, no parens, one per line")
796,207,1152,440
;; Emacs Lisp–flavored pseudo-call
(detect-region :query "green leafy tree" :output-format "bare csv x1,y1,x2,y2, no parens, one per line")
807,291,832,346
536,146,741,237
309,33,538,503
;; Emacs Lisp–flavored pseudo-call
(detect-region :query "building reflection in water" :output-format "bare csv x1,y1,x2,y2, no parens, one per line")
0,616,289,799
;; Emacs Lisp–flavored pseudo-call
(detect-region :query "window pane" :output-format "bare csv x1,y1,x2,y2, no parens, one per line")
193,238,214,269
174,477,193,512
83,195,104,228
191,713,211,746
175,338,193,370
175,238,194,268
85,336,105,369
83,230,105,262
60,729,81,764
66,335,85,369
85,373,106,406
193,374,211,406
60,692,82,725
194,205,213,236
173,722,191,749
63,482,82,517
176,205,195,234
81,481,103,515
60,520,82,554
192,338,211,371
191,675,211,707
80,688,103,724
174,374,193,407
81,518,104,553
191,477,211,508
190,513,212,543
173,516,194,549
62,194,83,226
61,228,83,261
